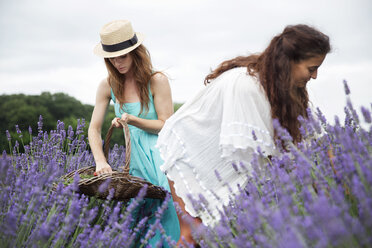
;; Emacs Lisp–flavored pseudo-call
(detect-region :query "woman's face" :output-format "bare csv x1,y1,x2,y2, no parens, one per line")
291,54,326,88
109,53,133,74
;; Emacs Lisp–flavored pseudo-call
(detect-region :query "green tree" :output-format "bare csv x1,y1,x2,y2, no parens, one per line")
0,93,183,154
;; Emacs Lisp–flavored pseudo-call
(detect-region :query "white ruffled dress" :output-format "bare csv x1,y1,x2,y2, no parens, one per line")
156,67,277,226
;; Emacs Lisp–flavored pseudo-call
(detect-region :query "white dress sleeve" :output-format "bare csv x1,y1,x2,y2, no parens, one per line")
219,68,276,162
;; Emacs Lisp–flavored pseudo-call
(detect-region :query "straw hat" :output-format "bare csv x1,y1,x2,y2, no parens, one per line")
94,20,144,58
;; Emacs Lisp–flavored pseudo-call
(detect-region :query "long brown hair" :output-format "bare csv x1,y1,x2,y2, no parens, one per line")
205,24,330,142
105,44,153,115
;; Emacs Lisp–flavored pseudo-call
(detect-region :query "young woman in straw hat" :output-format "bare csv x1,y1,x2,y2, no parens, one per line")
157,24,331,243
88,20,180,246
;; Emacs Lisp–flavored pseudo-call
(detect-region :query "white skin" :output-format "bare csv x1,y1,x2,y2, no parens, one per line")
290,54,326,88
88,52,174,175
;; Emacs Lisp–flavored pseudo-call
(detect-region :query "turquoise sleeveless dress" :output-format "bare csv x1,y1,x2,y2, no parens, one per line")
111,87,180,247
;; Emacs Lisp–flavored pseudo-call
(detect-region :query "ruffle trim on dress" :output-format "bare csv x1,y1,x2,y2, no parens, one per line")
220,121,276,159
156,125,188,172
157,127,197,201
157,126,225,223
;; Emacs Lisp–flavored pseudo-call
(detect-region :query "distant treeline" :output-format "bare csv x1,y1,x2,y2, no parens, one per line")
0,92,183,153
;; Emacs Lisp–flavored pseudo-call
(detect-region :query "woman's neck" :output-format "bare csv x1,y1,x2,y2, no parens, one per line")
124,68,134,80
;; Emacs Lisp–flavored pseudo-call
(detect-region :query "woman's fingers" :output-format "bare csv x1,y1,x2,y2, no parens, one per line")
95,163,113,176
96,168,112,176
111,117,122,128
111,117,117,126
109,113,131,128
121,113,129,123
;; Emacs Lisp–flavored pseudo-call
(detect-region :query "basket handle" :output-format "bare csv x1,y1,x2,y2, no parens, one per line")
103,119,131,173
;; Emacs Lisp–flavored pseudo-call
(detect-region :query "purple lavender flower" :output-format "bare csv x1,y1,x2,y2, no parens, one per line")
98,178,112,194
67,125,74,141
5,130,12,141
57,120,65,133
272,118,293,145
1,88,371,248
214,169,222,182
141,219,161,246
76,119,85,136
1,208,18,238
251,130,257,141
127,216,149,245
15,125,23,138
343,79,350,95
361,106,371,124
37,115,43,131
123,185,148,221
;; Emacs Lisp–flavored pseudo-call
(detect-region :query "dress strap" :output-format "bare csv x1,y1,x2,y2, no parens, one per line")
110,88,116,103
148,82,154,102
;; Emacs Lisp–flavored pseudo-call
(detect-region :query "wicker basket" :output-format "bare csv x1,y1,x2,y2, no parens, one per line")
56,120,167,201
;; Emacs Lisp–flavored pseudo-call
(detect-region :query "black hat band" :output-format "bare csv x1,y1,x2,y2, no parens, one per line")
101,34,138,53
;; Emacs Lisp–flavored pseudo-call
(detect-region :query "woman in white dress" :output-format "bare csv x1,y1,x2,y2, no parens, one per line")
157,24,331,244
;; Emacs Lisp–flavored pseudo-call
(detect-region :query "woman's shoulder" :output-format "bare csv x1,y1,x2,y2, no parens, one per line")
98,77,110,88
214,67,255,84
150,72,168,85
214,67,262,94
225,66,248,76
97,77,112,98
219,66,247,76
150,72,170,94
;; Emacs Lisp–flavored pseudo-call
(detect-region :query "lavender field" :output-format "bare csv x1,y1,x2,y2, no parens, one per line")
1,84,371,247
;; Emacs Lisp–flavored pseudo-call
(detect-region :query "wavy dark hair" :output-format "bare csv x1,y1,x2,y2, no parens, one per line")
105,44,155,115
205,24,331,142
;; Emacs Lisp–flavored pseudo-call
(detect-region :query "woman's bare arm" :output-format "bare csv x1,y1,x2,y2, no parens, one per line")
88,78,113,175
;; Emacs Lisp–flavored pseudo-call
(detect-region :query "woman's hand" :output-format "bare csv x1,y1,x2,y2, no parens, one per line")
111,114,132,129
111,117,122,128
95,161,113,176
120,113,132,124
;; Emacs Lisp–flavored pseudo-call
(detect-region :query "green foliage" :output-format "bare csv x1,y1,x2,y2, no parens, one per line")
174,102,183,112
0,92,184,153
0,92,112,152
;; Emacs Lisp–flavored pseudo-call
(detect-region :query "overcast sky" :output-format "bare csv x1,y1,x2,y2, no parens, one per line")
0,0,371,123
